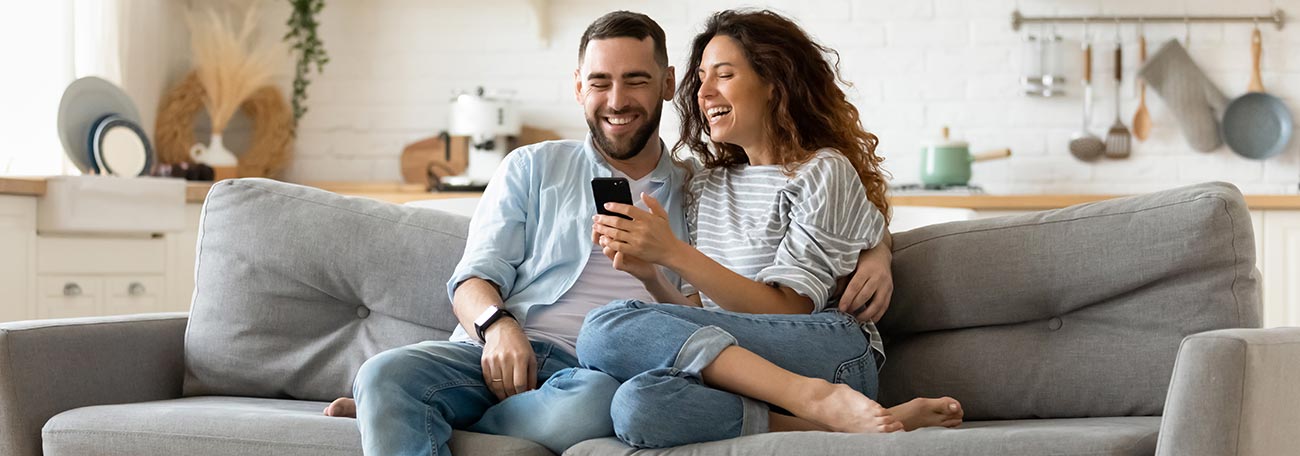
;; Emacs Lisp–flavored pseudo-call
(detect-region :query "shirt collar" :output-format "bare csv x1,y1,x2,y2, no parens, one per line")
583,134,675,185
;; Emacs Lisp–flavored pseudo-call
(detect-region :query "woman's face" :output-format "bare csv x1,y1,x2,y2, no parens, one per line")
696,35,772,151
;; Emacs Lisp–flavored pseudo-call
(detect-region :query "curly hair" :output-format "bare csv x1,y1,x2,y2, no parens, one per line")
674,9,891,224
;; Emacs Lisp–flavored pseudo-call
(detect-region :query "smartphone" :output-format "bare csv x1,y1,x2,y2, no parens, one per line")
591,177,634,220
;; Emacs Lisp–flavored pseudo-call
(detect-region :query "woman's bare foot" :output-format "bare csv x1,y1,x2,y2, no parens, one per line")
323,397,356,418
888,397,963,431
788,380,903,434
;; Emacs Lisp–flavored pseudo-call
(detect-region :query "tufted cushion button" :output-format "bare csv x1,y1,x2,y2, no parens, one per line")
356,305,371,319
1048,317,1063,331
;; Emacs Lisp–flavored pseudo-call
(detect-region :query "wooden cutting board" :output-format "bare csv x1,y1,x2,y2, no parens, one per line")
400,126,561,188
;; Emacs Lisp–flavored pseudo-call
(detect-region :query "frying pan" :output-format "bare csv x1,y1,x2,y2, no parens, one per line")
1222,29,1293,160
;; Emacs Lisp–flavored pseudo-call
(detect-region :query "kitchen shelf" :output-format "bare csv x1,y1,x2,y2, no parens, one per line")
1011,9,1286,31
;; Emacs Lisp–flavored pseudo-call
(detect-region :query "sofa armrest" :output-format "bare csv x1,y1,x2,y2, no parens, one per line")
1156,327,1300,456
0,313,188,456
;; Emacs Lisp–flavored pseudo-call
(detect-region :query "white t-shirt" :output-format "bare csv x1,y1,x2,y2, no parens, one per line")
523,171,659,355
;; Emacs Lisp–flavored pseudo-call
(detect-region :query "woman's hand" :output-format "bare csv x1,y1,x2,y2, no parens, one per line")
838,244,893,323
592,193,687,267
593,227,660,282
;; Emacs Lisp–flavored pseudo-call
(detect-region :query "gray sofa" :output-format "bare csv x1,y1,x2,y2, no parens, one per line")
2,179,1296,455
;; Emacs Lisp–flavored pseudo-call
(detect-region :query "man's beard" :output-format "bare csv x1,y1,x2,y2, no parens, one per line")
587,101,663,161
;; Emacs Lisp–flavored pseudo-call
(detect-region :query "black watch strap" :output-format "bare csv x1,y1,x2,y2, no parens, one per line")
475,307,516,342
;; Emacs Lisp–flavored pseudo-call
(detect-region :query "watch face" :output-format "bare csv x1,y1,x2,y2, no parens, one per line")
475,306,499,327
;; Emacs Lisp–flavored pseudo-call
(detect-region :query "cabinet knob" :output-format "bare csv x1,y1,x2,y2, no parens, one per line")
63,283,82,297
128,282,146,297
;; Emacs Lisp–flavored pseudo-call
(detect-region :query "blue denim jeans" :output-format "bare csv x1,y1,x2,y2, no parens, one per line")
353,340,619,456
577,300,878,449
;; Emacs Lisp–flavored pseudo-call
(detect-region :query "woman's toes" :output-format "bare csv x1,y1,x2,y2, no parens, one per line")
941,397,963,418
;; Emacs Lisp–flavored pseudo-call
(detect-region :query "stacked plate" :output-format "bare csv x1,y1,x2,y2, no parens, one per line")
57,77,154,177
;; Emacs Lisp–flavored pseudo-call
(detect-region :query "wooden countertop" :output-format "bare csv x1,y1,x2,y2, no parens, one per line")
303,182,1300,210
5,177,1300,210
890,194,1300,210
0,177,45,196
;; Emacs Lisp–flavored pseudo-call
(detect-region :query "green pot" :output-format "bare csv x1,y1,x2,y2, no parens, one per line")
920,134,1012,187
920,140,974,186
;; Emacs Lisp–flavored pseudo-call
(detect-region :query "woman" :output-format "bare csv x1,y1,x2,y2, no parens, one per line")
583,9,961,448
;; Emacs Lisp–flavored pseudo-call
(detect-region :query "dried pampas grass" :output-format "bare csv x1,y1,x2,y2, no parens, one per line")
186,4,282,134
155,71,294,178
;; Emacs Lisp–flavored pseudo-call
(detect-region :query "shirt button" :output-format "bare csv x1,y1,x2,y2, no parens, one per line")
1048,317,1063,331
356,305,371,319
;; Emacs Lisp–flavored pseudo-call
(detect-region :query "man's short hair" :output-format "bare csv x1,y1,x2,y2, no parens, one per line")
578,11,669,68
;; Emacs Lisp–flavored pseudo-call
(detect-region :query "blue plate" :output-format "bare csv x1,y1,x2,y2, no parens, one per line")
90,114,153,177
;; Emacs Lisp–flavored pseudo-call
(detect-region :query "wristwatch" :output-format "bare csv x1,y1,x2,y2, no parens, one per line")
474,305,516,342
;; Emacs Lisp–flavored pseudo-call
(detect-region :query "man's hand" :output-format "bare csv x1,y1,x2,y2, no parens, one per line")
480,319,536,401
838,245,893,323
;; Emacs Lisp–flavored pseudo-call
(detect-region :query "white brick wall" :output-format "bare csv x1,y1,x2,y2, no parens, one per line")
253,0,1300,193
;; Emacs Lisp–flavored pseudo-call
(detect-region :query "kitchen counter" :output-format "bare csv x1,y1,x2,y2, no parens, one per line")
0,177,45,197
889,193,1300,210
261,181,1300,211
5,177,1300,209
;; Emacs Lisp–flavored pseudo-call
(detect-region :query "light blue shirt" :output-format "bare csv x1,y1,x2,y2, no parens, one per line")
446,135,689,342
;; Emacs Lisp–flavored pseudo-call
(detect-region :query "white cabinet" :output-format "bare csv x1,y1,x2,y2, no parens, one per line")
104,276,166,316
36,275,101,319
34,235,169,318
0,196,36,322
1263,211,1300,327
0,194,201,323
1251,211,1265,278
163,203,203,313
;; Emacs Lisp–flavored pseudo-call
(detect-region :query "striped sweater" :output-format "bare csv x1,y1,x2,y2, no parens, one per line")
684,149,887,360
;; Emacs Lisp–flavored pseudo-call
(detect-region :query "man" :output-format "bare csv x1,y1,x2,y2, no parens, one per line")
345,10,896,456
351,11,688,456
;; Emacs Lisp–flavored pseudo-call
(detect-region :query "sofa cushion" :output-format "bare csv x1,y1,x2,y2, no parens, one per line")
41,396,552,456
880,182,1261,420
565,417,1159,456
184,178,470,401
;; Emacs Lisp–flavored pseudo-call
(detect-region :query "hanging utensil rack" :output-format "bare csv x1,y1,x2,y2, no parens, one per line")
1011,10,1286,31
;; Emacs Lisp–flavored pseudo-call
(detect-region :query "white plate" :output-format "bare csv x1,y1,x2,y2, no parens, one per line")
91,115,153,177
57,77,141,174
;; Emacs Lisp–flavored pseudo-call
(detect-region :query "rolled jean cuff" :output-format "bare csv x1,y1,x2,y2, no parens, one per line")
739,395,770,436
672,325,737,376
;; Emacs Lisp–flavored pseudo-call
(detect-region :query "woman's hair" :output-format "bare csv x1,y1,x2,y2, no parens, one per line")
674,9,891,224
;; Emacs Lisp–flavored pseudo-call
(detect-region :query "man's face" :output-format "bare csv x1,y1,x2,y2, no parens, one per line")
575,37,675,160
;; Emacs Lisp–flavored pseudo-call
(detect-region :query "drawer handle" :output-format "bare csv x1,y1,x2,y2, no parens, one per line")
63,283,82,297
128,282,146,297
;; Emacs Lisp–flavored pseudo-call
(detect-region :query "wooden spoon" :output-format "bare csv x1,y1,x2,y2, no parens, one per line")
1132,34,1153,141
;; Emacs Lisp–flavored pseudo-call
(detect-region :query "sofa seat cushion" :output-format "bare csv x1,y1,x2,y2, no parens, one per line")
41,396,551,456
564,417,1159,456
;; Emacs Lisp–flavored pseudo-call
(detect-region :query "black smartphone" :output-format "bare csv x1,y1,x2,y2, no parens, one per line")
591,177,633,220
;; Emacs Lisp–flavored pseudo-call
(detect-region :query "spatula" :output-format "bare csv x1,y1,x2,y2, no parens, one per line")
1105,38,1132,159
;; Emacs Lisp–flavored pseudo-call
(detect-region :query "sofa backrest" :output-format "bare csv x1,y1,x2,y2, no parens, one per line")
878,181,1261,420
184,179,468,401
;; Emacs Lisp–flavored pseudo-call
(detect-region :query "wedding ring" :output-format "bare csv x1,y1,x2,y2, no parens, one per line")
491,378,503,382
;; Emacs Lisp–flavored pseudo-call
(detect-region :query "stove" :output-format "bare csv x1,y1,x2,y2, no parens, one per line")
889,183,985,194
